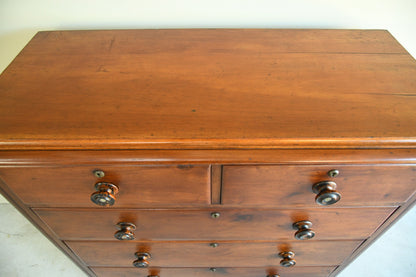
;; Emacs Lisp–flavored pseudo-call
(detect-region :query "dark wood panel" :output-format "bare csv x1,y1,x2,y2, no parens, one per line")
0,165,210,207
222,165,416,207
35,208,393,241
1,30,416,150
67,240,361,267
91,266,336,277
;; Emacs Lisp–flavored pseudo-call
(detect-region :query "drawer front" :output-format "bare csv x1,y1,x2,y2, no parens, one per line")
222,165,416,206
35,208,393,240
0,165,210,207
91,266,336,277
67,240,361,267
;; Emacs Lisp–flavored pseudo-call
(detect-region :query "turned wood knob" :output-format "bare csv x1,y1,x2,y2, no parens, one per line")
90,182,119,206
279,251,296,267
114,222,136,240
133,252,151,268
293,220,315,240
267,275,280,277
312,181,341,206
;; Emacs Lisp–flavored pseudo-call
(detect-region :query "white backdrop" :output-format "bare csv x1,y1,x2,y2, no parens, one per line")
0,0,416,276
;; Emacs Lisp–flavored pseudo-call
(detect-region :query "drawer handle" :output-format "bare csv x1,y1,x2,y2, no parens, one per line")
267,275,280,277
114,222,136,240
279,251,296,267
293,220,315,240
133,252,151,268
90,182,119,206
312,181,341,206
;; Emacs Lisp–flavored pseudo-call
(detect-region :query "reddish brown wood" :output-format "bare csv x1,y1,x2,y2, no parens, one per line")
0,165,210,207
0,178,95,276
34,207,393,241
211,165,222,204
19,29,409,56
222,165,416,207
1,30,415,150
66,240,361,267
0,29,416,277
329,189,416,277
91,266,336,277
1,149,416,166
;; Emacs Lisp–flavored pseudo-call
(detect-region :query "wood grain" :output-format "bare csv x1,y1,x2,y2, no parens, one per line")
91,266,336,277
67,240,361,267
1,149,416,166
1,29,416,277
211,165,222,204
1,29,415,150
222,165,416,207
0,165,210,207
35,207,393,241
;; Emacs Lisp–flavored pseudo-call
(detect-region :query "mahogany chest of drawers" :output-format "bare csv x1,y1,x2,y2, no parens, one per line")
0,29,416,277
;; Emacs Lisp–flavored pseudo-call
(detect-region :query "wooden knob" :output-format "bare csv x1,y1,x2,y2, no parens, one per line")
267,275,280,277
90,182,119,206
293,220,315,240
114,222,136,240
279,251,296,267
133,252,151,268
312,181,341,206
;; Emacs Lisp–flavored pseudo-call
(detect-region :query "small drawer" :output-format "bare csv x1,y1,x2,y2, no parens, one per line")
67,240,361,267
0,165,210,207
91,266,336,277
222,165,416,207
35,207,393,241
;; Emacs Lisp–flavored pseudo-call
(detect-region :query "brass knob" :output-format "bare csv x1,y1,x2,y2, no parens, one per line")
93,169,105,178
279,251,296,267
90,182,119,206
293,220,315,240
133,252,151,268
114,222,136,240
312,181,341,206
211,212,220,219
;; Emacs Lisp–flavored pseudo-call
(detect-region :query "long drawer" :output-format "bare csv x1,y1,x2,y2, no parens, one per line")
67,240,361,267
222,165,416,206
0,165,210,207
91,266,336,277
35,208,394,240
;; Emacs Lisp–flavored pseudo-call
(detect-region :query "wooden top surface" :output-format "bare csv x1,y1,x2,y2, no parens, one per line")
0,29,415,150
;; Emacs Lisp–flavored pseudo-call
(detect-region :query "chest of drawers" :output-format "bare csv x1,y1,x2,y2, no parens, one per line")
0,29,416,277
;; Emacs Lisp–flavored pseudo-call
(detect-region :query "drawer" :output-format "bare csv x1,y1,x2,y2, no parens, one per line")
222,165,416,206
91,266,336,277
0,165,210,207
67,240,361,267
35,208,393,240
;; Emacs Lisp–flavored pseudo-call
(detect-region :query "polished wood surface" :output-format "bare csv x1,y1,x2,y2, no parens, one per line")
0,165,210,207
91,266,336,277
1,149,416,166
1,29,416,277
67,240,361,267
35,207,393,241
222,165,416,206
1,29,415,150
